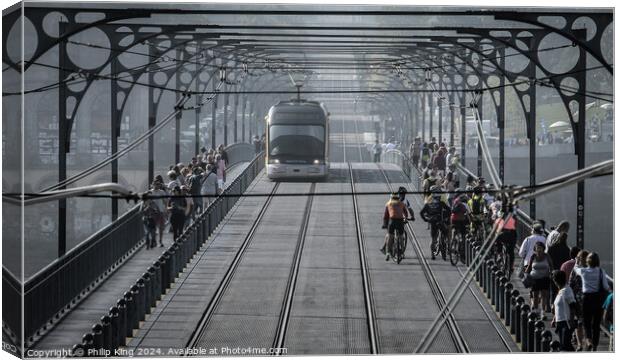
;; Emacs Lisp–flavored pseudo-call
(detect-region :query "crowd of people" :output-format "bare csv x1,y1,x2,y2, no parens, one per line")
140,145,229,249
407,136,613,352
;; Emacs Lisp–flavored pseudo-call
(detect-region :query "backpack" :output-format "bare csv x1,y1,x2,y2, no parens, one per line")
451,201,467,221
470,195,484,215
604,294,613,326
189,174,202,195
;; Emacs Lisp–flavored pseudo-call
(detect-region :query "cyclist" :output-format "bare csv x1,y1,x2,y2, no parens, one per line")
450,193,470,243
468,186,487,242
397,186,415,222
420,190,451,260
381,192,410,261
495,210,517,277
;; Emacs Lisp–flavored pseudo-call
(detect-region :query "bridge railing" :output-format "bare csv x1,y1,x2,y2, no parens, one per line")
2,143,259,349
70,151,265,354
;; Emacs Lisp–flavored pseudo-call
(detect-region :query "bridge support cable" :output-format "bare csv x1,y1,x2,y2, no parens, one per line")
470,103,502,187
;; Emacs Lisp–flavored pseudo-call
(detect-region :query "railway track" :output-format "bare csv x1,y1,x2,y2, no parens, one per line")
348,162,380,354
272,183,316,353
377,165,470,353
185,182,281,348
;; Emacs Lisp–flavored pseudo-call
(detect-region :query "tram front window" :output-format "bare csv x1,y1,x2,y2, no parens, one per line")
269,125,325,159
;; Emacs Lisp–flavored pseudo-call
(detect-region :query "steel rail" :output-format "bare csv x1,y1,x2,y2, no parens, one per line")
272,183,316,354
377,165,469,353
185,182,280,349
348,162,380,354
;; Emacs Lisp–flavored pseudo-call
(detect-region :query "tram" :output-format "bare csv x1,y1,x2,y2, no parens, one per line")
265,99,330,180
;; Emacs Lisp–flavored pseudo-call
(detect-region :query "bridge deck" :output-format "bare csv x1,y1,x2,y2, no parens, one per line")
33,162,251,351
124,163,518,354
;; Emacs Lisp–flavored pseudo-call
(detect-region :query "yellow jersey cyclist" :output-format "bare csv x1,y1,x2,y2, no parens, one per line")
381,192,410,261
467,186,487,242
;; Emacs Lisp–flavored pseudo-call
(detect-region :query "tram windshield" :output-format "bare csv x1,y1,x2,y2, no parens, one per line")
269,125,325,158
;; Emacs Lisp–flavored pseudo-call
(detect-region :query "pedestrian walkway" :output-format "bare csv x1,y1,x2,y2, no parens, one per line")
32,163,250,351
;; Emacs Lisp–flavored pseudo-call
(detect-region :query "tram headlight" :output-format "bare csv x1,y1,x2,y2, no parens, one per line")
269,159,280,164
313,159,320,164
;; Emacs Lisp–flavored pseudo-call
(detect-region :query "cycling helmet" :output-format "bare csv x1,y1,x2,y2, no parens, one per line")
429,185,441,193
398,186,407,195
390,192,400,200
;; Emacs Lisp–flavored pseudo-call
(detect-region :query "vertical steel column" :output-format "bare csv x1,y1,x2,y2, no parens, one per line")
575,30,587,249
499,72,506,184
438,82,443,143
232,87,239,144
110,56,120,221
429,93,434,141
147,44,156,185
477,94,483,177
194,62,201,156
58,23,68,257
223,84,229,146
528,65,537,219
450,92,455,147
211,76,218,150
174,49,181,164
460,92,466,168
241,93,247,142
421,93,426,141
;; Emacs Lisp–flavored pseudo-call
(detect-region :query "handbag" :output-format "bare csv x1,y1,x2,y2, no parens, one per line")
522,273,535,288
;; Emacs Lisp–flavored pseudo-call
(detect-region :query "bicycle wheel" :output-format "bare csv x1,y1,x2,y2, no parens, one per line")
449,229,460,266
439,229,448,260
431,230,440,258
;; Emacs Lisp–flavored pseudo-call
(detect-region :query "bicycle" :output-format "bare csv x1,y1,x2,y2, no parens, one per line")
430,221,449,261
389,220,408,264
449,226,466,266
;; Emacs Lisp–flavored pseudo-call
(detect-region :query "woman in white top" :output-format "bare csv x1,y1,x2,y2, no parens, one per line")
573,252,610,351
201,164,219,206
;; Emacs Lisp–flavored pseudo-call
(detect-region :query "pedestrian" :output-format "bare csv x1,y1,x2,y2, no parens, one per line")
560,246,581,280
167,170,181,192
201,164,219,205
546,220,570,251
548,232,571,271
181,185,194,227
551,270,577,351
253,135,261,154
421,143,430,168
524,242,553,318
140,198,158,249
215,154,226,193
149,180,167,247
409,138,420,168
187,167,204,215
518,222,547,268
217,144,229,166
573,252,610,351
167,186,188,240
569,249,589,351
372,139,382,163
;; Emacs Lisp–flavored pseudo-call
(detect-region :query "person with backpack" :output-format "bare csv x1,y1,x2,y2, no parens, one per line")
187,167,204,215
167,186,188,241
421,143,431,168
450,194,470,243
140,198,158,249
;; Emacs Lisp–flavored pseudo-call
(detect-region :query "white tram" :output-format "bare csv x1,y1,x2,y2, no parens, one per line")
265,100,330,180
